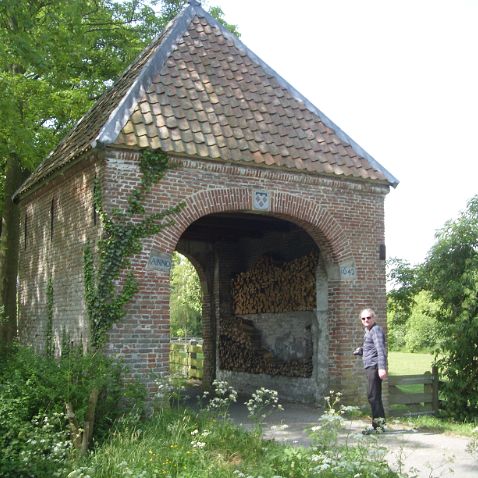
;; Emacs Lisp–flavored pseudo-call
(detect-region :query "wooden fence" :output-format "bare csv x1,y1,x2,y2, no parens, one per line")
170,341,204,380
388,366,439,416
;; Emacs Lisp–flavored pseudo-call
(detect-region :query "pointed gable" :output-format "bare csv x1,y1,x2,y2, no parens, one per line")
16,1,397,198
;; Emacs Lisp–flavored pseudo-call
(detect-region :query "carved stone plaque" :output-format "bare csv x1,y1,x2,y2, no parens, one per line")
252,190,270,211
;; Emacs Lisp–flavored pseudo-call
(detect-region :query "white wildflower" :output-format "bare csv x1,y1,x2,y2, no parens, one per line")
270,424,289,431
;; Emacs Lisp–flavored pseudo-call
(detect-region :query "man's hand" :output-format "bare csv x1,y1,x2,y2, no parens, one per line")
378,368,388,380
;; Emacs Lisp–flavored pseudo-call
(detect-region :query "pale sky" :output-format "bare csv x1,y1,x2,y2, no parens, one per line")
210,0,478,265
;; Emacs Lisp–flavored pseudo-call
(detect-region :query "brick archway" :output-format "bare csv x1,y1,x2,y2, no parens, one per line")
152,187,353,267
149,187,355,399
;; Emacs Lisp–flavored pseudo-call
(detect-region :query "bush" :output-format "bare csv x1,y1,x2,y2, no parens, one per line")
387,320,407,351
387,296,407,350
0,345,145,477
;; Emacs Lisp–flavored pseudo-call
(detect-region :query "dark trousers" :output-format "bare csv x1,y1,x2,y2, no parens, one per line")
366,366,385,428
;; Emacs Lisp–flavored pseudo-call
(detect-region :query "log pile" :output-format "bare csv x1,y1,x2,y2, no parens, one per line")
219,317,312,378
232,251,318,315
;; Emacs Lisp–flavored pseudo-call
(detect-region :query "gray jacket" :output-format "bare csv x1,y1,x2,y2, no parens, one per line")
356,323,387,369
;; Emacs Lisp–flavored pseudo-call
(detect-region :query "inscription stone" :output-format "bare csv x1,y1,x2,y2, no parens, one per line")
147,252,172,272
339,260,357,281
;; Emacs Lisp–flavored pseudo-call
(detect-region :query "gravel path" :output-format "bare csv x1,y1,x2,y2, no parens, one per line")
227,401,478,478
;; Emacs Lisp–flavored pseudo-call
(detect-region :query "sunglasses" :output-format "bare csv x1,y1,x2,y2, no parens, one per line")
361,316,372,321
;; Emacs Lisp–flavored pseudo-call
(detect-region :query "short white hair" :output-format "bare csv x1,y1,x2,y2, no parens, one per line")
360,308,376,319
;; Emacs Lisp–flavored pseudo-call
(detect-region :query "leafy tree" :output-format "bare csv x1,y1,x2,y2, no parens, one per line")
403,290,442,352
170,253,202,338
387,258,422,320
388,195,478,418
388,289,442,352
386,296,407,350
0,0,236,351
422,195,478,419
386,257,422,350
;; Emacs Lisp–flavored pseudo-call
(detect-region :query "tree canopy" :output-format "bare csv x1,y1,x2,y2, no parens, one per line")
422,195,478,418
0,0,237,350
388,195,478,419
1,1,153,173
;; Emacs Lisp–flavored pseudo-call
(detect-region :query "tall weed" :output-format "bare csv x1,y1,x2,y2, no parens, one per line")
69,387,401,478
0,345,145,477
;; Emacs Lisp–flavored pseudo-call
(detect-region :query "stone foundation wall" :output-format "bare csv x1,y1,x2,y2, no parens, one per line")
243,312,314,362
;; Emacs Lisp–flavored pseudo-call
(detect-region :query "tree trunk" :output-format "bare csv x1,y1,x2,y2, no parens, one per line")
65,387,100,455
0,153,29,353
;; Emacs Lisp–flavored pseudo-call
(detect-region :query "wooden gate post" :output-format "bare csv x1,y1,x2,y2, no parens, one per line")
432,365,439,414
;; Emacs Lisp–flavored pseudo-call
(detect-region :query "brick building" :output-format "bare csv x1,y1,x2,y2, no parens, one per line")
14,1,398,404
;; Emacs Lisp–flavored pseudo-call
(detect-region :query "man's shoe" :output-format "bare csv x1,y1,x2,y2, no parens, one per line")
361,427,377,435
362,426,386,435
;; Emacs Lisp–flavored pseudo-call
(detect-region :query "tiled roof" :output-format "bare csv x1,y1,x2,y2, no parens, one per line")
16,1,398,198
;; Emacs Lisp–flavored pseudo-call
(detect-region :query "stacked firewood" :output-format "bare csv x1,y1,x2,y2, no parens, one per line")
219,317,312,378
232,251,318,315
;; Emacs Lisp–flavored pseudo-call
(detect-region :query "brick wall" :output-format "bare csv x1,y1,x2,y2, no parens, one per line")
18,155,102,353
18,147,389,405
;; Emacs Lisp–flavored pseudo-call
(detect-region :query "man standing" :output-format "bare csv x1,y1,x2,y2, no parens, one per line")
354,308,387,433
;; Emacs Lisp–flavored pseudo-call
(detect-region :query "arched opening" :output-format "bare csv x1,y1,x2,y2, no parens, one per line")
169,253,202,340
168,252,206,382
173,211,328,402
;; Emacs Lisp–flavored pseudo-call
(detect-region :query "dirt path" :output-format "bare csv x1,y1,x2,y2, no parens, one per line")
228,402,477,478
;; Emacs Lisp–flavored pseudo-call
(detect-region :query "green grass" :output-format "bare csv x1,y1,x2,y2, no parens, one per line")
75,409,273,478
69,407,400,478
397,415,477,437
387,352,478,435
388,351,433,376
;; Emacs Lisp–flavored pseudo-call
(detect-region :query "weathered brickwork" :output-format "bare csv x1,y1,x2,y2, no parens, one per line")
18,156,102,354
17,146,388,405
100,148,387,403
